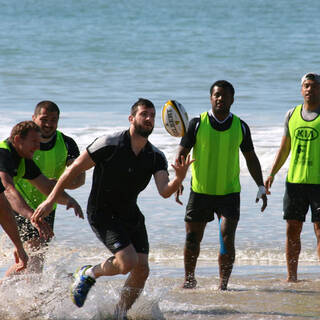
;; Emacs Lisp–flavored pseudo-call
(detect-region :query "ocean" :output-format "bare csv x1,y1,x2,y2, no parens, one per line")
1,0,320,319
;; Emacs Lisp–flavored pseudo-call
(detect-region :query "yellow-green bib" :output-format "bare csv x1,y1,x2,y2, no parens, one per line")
0,140,25,184
15,131,68,209
287,104,320,184
191,112,242,195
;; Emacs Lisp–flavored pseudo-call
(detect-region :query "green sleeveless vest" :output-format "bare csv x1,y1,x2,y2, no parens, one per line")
15,131,68,209
0,140,26,184
191,112,242,195
287,104,320,184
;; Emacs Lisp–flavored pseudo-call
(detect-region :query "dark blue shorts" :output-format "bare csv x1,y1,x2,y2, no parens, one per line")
283,182,320,222
185,190,240,223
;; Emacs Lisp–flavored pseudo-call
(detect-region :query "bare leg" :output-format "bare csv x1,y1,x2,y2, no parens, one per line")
183,221,206,288
218,216,238,290
286,220,303,282
313,222,320,261
115,253,149,317
93,245,139,277
91,245,148,317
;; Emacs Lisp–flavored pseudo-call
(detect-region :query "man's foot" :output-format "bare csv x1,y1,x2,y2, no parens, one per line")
114,305,128,320
71,265,96,307
218,284,228,290
182,278,197,289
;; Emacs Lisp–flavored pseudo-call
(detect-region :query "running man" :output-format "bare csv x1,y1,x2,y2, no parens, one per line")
15,101,85,273
32,98,193,318
0,121,83,276
265,73,320,282
176,80,267,290
0,179,28,273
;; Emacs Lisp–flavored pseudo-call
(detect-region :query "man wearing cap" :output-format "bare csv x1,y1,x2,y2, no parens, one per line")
265,73,320,282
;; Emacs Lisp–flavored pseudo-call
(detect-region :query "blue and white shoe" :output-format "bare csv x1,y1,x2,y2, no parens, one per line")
71,265,96,307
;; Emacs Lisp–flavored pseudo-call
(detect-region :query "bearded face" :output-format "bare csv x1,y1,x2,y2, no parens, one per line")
133,120,154,138
130,105,155,138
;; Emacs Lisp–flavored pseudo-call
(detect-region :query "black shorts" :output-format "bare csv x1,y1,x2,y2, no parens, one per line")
15,210,55,242
185,190,240,223
88,214,149,255
283,182,320,222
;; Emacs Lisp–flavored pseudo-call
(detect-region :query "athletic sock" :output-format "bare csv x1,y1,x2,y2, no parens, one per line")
85,267,96,279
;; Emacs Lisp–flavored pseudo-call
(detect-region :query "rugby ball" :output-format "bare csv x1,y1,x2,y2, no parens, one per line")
161,100,189,137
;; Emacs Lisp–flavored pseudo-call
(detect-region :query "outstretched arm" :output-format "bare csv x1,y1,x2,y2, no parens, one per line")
63,158,86,190
242,150,267,212
32,150,95,222
264,135,291,194
29,174,83,220
154,154,194,199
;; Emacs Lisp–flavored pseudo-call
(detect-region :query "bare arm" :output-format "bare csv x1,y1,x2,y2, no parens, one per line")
63,159,86,190
242,150,265,187
154,154,194,199
174,146,192,204
242,150,267,212
264,135,291,193
32,150,95,222
0,192,28,271
0,171,54,239
0,171,34,220
30,174,79,205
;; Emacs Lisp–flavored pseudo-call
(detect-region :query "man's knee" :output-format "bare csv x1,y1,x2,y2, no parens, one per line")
286,220,303,240
116,254,139,275
132,263,149,280
185,232,200,251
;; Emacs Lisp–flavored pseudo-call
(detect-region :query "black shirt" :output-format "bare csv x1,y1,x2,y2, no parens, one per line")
0,140,41,179
180,112,254,152
86,130,168,221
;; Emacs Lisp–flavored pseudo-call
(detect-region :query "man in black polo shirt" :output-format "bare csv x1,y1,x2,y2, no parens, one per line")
33,98,193,318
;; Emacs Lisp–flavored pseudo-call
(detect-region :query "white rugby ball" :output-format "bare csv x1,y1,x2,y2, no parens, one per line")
161,100,189,137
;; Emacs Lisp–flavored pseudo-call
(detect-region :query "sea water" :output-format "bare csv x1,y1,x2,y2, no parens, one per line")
1,0,320,318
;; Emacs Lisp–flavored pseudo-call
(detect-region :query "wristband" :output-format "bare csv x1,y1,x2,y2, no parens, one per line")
256,185,266,199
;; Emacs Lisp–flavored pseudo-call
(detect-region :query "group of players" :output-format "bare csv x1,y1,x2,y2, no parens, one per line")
1,72,320,319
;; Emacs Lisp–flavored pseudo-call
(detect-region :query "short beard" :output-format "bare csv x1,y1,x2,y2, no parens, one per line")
134,123,153,138
41,132,56,140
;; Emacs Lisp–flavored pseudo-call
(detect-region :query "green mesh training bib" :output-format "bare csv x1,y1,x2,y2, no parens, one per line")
287,104,320,184
0,140,26,184
15,131,68,209
191,112,242,195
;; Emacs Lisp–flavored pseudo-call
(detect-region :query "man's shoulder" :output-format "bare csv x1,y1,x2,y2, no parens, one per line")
230,113,249,129
189,116,201,131
285,106,297,122
57,130,78,146
88,130,125,153
0,146,11,155
59,131,80,149
147,141,166,159
0,141,15,159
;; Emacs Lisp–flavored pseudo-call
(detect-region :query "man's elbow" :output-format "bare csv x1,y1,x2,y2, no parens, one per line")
65,172,86,190
159,189,171,199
